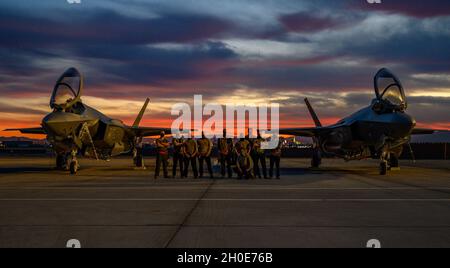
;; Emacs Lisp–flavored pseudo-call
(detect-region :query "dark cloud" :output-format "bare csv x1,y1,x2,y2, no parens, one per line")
0,6,238,94
0,104,45,115
279,12,347,33
225,63,375,91
407,96,450,123
0,8,232,48
351,0,450,18
75,41,238,87
332,25,450,73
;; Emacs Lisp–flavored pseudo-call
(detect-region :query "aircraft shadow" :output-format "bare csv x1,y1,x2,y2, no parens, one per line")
280,166,377,176
0,167,55,174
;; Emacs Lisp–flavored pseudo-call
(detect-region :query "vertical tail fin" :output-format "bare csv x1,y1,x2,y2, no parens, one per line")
304,98,322,127
133,98,150,127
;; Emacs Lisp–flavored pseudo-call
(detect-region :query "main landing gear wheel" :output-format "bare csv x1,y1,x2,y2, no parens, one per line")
378,145,390,175
69,160,78,174
379,160,387,175
69,149,79,174
56,154,66,170
389,155,399,170
311,149,322,168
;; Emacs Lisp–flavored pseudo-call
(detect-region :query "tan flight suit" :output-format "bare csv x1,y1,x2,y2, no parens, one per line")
172,137,185,178
183,138,198,178
235,139,251,156
235,150,254,180
269,141,282,179
218,137,233,178
251,137,267,179
155,137,169,178
197,138,213,178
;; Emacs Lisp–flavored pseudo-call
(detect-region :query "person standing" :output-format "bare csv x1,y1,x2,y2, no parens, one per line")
235,149,254,180
218,129,233,178
269,139,282,179
133,136,145,168
183,136,199,178
197,131,213,178
235,137,251,156
251,130,267,179
155,131,169,179
172,135,185,178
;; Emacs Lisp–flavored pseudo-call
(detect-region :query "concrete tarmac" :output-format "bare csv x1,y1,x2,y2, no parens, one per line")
0,156,449,248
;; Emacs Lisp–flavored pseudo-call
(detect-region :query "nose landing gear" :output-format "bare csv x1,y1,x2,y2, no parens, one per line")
56,153,67,170
379,160,388,175
311,138,322,168
379,146,389,175
379,146,401,175
311,148,322,168
69,149,79,174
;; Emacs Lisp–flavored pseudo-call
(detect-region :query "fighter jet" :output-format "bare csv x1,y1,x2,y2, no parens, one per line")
280,68,436,175
5,67,171,174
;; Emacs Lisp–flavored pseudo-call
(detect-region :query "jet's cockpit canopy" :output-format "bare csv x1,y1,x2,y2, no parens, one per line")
50,67,83,110
374,68,407,111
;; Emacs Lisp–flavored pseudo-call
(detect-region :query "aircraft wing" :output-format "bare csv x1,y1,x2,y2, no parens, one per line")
278,127,317,137
411,128,436,135
128,127,172,137
279,126,337,137
4,127,46,134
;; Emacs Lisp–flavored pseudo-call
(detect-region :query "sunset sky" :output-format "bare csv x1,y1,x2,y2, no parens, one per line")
1,0,449,138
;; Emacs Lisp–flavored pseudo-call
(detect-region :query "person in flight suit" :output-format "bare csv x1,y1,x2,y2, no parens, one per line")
155,131,170,179
197,131,214,178
183,136,199,178
235,148,254,180
251,130,267,179
172,134,185,178
235,136,251,157
269,139,282,179
133,136,145,169
218,129,233,178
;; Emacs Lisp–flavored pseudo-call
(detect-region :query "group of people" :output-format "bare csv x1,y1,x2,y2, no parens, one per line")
153,129,282,180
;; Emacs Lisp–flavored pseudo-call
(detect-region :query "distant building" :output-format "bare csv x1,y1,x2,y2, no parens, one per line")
411,131,450,143
2,140,34,148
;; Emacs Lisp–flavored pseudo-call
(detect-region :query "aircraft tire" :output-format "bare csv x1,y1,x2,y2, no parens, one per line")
311,149,321,168
389,155,399,168
379,161,387,175
56,154,66,170
70,160,78,174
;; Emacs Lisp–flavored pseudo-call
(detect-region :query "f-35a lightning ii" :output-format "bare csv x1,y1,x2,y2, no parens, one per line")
6,67,171,174
280,68,436,175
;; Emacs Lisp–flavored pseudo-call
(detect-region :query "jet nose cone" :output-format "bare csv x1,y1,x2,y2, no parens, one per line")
42,111,84,137
402,113,415,128
395,113,415,137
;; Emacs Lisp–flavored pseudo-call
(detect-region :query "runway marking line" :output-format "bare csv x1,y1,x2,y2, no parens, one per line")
0,187,449,190
0,198,449,202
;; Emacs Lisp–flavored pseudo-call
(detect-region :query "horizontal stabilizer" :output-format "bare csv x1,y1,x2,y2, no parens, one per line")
4,127,46,134
279,125,339,137
128,126,172,137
